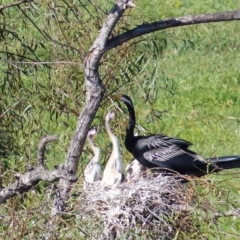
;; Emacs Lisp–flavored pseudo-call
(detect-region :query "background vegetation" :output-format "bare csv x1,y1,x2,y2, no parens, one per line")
1,0,240,239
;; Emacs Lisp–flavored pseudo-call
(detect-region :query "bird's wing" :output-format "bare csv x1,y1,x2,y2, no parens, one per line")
165,136,192,149
84,161,93,174
84,161,101,176
143,135,192,150
93,163,101,181
143,145,185,163
143,144,205,166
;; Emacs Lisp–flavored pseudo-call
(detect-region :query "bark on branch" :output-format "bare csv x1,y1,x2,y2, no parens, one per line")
107,10,240,50
0,135,77,204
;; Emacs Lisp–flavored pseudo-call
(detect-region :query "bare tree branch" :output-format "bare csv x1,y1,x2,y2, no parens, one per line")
0,135,76,204
0,0,32,12
0,166,76,204
107,10,240,50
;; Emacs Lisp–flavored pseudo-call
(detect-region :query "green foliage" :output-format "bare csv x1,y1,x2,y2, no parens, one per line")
1,0,240,239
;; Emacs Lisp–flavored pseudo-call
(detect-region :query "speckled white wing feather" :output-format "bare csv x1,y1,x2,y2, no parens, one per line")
142,135,192,150
143,146,202,164
141,135,205,166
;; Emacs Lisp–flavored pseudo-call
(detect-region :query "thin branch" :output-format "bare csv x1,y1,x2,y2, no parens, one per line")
214,208,240,219
18,6,81,55
1,51,44,64
0,100,21,118
223,209,240,218
3,59,26,72
107,10,240,50
38,135,59,167
0,0,32,12
2,61,81,65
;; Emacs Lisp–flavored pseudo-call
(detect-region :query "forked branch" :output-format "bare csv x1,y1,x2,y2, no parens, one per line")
0,135,77,204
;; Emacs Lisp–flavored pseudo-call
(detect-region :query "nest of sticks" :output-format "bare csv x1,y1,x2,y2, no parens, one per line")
77,172,194,239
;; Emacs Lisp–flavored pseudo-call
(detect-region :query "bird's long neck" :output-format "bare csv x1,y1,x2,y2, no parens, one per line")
88,137,100,162
125,101,136,151
105,118,122,172
105,119,119,154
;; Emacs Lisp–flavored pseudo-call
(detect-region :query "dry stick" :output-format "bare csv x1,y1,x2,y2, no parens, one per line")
41,184,55,212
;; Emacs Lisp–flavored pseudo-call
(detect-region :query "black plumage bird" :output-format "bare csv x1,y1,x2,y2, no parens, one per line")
113,94,240,177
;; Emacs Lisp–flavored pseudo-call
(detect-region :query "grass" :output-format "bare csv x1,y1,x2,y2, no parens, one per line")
1,0,240,239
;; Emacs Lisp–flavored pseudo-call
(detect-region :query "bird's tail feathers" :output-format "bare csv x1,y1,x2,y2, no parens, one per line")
208,155,240,170
209,155,240,163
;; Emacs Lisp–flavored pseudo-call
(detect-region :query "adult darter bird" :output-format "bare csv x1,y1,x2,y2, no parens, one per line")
112,94,240,177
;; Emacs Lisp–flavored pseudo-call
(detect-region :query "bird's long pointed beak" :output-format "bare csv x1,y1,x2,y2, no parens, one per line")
109,94,122,101
127,2,136,8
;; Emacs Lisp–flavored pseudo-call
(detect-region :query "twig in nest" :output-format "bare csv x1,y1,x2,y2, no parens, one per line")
77,173,193,239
